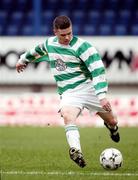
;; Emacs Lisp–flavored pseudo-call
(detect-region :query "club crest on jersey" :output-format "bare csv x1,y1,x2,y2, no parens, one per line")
55,59,67,71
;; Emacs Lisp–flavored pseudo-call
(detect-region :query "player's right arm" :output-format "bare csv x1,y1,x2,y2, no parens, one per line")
16,43,48,73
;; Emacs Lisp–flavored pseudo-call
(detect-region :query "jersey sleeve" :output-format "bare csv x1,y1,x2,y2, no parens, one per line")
19,42,49,64
77,41,108,100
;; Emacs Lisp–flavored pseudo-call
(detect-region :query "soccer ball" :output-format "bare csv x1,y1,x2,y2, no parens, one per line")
100,148,123,170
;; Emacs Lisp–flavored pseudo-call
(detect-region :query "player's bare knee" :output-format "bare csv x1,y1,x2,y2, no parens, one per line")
61,106,80,125
64,118,74,125
61,111,74,125
108,119,118,127
63,114,75,125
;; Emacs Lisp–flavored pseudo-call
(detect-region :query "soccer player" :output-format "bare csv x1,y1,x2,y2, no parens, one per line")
16,15,120,168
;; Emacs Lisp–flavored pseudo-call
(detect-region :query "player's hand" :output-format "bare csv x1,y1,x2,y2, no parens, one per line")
16,62,28,73
100,98,112,112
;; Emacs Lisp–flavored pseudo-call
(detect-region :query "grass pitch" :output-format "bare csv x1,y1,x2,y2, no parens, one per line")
0,126,138,180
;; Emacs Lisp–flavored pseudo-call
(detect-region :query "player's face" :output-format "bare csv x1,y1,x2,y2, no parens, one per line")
54,26,73,45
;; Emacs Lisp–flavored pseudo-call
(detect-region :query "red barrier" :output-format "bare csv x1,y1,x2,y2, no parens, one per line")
0,94,138,127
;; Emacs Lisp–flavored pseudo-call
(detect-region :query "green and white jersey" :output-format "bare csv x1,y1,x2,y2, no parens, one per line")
20,36,108,99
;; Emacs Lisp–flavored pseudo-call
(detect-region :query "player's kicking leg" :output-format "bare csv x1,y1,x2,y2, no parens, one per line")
97,111,120,142
104,122,120,142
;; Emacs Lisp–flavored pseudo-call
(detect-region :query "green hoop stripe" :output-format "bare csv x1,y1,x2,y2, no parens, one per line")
76,42,92,57
94,82,108,90
35,46,45,56
54,71,82,81
85,53,101,67
91,67,105,78
65,126,78,132
58,79,87,94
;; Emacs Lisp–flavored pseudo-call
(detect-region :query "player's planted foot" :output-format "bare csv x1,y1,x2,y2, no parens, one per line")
69,147,86,168
104,122,120,142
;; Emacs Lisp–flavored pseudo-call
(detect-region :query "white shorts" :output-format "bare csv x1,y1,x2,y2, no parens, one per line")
60,82,105,113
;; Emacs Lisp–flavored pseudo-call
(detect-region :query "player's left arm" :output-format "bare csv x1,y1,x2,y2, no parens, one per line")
78,42,111,111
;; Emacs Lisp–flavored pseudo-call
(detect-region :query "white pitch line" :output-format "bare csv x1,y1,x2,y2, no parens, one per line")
1,171,138,176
